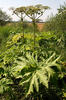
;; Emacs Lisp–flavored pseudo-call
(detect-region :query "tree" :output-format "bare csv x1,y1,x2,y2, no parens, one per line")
44,2,66,33
57,2,66,59
10,7,26,38
25,4,50,47
58,2,66,13
0,9,11,25
43,2,66,59
57,2,66,32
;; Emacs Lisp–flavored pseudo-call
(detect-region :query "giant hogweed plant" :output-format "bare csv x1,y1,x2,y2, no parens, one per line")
13,52,61,97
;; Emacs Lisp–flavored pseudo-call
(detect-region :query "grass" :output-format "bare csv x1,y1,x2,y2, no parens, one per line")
0,26,11,38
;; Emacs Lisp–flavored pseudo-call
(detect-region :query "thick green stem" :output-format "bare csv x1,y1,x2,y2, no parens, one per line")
33,20,36,48
21,18,24,38
22,22,24,38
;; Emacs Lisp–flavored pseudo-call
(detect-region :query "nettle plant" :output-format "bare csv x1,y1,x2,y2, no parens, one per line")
13,52,61,97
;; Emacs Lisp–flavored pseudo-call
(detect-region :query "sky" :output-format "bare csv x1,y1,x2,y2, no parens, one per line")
0,0,66,21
